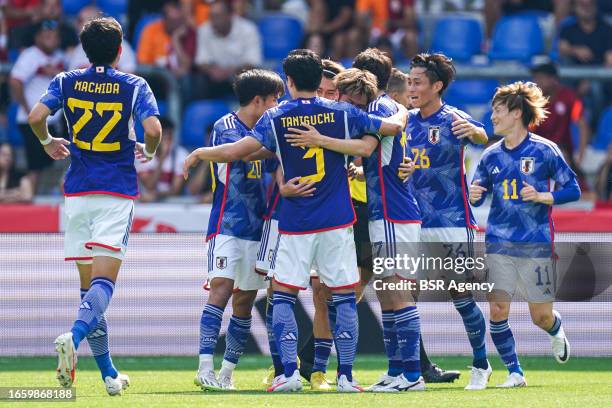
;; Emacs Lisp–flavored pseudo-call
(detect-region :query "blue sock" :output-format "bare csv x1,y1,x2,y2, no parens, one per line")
332,293,358,382
313,338,333,373
453,297,488,369
223,315,251,364
490,320,523,375
547,311,562,336
71,277,114,349
266,297,284,376
272,292,298,378
80,289,118,380
326,300,337,336
199,304,224,356
382,310,403,376
394,306,421,382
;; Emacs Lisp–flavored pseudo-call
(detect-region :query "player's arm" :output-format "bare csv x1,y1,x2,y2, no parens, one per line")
244,147,276,161
183,136,263,179
135,116,163,163
377,103,409,136
469,159,492,206
28,103,70,160
520,150,581,205
275,167,316,198
452,112,488,145
285,124,380,157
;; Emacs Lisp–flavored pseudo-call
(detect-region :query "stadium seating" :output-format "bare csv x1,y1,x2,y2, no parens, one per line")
431,16,482,63
62,0,86,16
7,103,22,147
132,14,161,49
593,107,612,151
258,14,304,61
98,0,127,20
549,16,577,61
488,15,544,62
181,100,231,148
444,79,499,107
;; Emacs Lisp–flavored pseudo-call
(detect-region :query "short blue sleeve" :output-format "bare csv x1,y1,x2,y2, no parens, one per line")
252,111,277,152
133,79,159,123
346,104,382,139
214,127,243,146
548,146,576,186
40,74,63,114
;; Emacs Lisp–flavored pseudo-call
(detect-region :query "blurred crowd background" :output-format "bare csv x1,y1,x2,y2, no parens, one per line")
0,0,610,205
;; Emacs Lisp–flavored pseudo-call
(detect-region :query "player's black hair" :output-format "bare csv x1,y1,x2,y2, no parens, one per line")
159,116,175,130
80,17,122,66
352,48,393,91
410,53,456,95
282,49,323,92
233,69,285,106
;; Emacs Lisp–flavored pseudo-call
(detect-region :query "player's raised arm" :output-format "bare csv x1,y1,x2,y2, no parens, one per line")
377,102,408,136
451,112,488,145
285,124,379,157
183,136,263,179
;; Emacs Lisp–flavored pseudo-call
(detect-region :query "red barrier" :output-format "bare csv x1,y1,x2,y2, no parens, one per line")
552,208,612,232
0,205,59,232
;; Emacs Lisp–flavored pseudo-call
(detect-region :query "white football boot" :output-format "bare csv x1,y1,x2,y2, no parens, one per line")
267,370,302,392
104,373,130,396
195,369,222,391
465,363,493,390
496,372,527,388
367,373,398,392
378,374,425,392
336,375,365,392
54,332,77,388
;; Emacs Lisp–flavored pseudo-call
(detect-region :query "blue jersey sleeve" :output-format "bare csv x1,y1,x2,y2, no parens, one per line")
133,79,159,123
40,74,63,114
548,146,581,204
471,155,491,207
252,111,277,152
346,104,382,139
214,127,244,146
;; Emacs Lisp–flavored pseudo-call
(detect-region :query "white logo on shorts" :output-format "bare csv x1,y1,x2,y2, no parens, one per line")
216,256,228,269
267,249,275,262
520,157,535,175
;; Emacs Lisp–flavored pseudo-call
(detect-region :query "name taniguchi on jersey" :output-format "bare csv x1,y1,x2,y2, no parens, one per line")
40,65,158,262
408,104,483,232
206,113,268,291
251,96,382,290
472,133,580,258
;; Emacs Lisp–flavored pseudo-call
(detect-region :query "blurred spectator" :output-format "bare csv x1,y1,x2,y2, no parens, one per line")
9,0,79,52
307,0,354,60
9,20,64,191
137,0,195,77
485,0,570,39
0,142,33,203
558,0,612,66
303,32,325,57
68,6,137,73
136,117,188,202
595,146,612,200
127,0,166,41
387,67,410,108
373,36,395,63
531,62,590,166
350,0,418,60
194,0,261,99
182,0,210,26
2,0,41,32
187,123,214,203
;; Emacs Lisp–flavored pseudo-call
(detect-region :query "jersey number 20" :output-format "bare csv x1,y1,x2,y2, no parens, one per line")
67,97,122,152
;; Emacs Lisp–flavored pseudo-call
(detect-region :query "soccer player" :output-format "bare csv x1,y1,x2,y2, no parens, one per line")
27,17,162,395
469,81,578,388
404,53,490,390
189,69,285,391
183,49,408,392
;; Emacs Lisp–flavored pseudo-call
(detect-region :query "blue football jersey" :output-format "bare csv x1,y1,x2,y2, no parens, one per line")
362,94,421,223
251,97,382,234
207,113,267,241
472,133,579,256
408,104,482,229
263,158,281,221
40,65,159,198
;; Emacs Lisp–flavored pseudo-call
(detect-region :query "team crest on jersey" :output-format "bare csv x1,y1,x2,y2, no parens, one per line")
216,256,228,269
520,157,535,175
428,126,441,144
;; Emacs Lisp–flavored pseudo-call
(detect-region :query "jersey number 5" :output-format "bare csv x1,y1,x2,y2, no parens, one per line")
300,147,325,183
67,97,122,152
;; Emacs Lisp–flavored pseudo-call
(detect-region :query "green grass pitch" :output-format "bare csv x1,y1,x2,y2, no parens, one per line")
1,356,611,407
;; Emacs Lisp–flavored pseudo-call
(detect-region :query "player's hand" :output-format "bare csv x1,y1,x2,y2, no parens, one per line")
398,157,415,181
469,179,487,204
280,177,316,197
452,114,480,140
43,137,70,160
134,142,154,163
520,181,540,202
348,163,365,181
285,124,322,148
182,149,202,180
